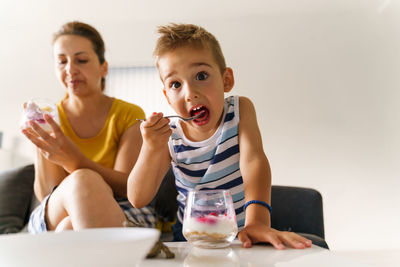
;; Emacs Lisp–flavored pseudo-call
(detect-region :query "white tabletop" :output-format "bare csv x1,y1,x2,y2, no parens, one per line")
138,241,370,267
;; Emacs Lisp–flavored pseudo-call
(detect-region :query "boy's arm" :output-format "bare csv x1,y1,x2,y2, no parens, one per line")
127,113,172,208
237,96,271,226
237,96,311,249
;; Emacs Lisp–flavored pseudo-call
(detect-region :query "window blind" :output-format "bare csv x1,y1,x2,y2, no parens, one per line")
105,66,174,117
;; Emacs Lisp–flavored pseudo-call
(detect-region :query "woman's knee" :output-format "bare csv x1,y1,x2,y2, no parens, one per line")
55,216,72,232
61,168,112,196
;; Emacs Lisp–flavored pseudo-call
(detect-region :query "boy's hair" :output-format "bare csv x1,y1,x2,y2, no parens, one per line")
154,23,226,73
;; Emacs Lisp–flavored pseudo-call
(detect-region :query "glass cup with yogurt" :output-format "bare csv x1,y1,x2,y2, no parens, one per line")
183,190,238,249
21,99,59,134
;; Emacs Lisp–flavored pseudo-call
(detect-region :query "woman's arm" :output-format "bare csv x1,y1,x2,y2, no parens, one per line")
23,114,142,198
79,122,144,197
33,149,67,201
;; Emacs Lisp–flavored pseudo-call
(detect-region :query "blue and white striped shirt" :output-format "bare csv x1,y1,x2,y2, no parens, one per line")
168,95,245,229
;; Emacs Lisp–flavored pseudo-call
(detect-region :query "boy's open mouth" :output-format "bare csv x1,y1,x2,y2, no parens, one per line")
190,105,209,123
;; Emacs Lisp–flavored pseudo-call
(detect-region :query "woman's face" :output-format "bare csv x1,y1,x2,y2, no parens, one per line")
53,35,107,97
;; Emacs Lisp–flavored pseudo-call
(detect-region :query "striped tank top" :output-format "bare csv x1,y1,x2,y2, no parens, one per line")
168,95,245,229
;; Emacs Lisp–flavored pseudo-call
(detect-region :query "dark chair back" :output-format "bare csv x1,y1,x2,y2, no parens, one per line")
271,185,326,241
0,164,35,234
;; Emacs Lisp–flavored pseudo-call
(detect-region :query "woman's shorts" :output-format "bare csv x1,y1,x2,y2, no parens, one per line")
28,192,156,234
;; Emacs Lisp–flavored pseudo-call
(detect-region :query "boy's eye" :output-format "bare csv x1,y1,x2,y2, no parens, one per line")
196,72,208,81
78,59,88,64
170,81,181,89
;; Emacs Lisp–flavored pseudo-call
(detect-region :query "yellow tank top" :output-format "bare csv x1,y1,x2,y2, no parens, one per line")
57,98,145,169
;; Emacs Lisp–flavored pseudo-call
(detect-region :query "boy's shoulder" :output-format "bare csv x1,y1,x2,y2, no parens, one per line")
236,96,258,126
229,95,255,117
237,96,254,106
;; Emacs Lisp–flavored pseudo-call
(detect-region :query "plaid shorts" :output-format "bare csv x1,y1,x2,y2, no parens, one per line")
28,193,156,234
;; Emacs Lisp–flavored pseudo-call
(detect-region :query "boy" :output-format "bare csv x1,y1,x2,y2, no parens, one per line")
128,23,312,249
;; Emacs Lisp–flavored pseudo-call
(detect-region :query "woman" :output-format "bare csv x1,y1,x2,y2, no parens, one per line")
22,21,155,232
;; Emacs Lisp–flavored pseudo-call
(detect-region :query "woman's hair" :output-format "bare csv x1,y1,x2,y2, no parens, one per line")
154,23,226,74
53,21,107,90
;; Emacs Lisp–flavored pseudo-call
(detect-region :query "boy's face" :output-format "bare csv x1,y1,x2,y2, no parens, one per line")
158,46,234,140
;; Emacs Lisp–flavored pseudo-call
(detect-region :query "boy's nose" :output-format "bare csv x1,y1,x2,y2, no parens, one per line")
184,84,199,102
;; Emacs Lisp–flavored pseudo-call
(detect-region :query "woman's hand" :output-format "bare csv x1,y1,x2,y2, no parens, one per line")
238,222,312,249
21,113,85,173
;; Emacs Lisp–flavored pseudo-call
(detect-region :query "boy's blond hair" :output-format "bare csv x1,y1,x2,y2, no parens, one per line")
154,23,226,73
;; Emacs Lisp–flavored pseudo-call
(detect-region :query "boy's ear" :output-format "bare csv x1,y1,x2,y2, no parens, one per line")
223,67,234,93
163,88,171,104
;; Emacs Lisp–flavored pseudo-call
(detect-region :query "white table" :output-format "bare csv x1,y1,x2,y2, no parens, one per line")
334,249,400,267
0,230,378,267
138,241,370,267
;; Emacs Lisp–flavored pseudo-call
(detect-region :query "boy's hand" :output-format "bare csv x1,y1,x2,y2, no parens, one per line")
238,222,312,249
140,112,172,150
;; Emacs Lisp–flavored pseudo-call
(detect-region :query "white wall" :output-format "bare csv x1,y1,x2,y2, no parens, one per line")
0,0,399,251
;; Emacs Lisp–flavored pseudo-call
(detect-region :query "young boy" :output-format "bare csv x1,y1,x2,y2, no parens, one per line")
128,23,312,249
